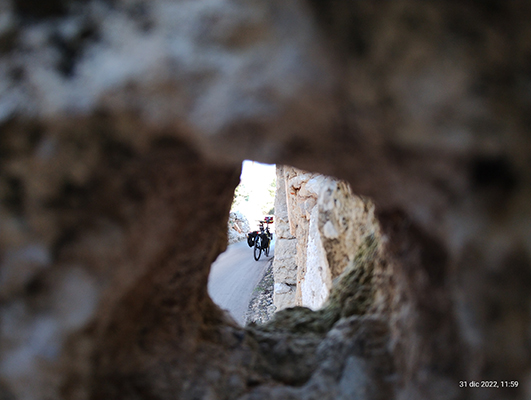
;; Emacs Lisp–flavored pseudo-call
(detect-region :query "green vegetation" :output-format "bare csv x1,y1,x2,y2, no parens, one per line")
231,182,250,211
261,177,276,215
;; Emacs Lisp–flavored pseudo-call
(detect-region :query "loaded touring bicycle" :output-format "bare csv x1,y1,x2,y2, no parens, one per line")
247,216,273,261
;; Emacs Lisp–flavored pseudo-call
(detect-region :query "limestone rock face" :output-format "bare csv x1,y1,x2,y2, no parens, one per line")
272,238,297,286
273,166,377,312
272,165,297,310
273,166,324,309
318,182,379,281
283,167,336,306
300,205,331,310
1,1,531,400
228,211,250,244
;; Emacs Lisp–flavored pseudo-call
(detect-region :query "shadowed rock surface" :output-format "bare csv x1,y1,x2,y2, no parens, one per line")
1,1,530,399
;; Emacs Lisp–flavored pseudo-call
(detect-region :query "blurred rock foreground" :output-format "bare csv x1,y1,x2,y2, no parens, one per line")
0,1,530,399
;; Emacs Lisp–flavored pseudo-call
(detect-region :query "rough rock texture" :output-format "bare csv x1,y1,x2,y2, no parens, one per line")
0,140,245,400
279,167,330,308
284,168,332,307
1,1,531,400
319,183,379,281
228,211,250,245
271,165,297,310
245,233,392,399
301,205,331,310
273,165,374,312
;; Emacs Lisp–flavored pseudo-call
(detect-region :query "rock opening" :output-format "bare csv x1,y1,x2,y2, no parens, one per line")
1,1,530,400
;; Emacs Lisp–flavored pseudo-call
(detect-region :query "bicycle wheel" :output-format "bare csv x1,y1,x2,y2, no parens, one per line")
265,242,270,257
254,237,262,261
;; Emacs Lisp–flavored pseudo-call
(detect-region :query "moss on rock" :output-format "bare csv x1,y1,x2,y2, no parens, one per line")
325,233,379,318
244,233,382,387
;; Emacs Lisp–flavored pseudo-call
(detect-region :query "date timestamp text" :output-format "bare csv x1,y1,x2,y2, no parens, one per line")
459,381,519,388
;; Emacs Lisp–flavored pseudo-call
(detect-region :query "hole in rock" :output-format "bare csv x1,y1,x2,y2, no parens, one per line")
208,161,382,329
208,160,277,325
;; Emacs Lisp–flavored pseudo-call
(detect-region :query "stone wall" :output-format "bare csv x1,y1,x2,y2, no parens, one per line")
271,165,297,310
273,166,378,312
273,166,332,310
1,1,530,399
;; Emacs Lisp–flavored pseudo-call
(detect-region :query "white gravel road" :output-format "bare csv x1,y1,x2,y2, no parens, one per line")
208,240,274,325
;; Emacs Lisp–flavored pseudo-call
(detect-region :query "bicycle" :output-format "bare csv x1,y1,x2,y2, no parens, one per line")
247,216,273,261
